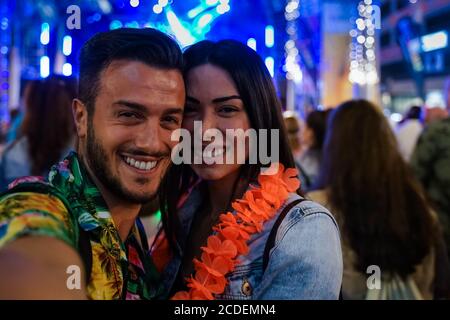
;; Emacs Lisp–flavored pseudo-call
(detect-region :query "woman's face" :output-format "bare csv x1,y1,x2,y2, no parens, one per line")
183,64,251,181
301,125,314,149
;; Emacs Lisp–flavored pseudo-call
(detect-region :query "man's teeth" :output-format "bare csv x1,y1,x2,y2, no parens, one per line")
125,157,157,171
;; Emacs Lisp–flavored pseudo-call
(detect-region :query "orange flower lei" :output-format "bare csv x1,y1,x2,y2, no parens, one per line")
171,163,300,300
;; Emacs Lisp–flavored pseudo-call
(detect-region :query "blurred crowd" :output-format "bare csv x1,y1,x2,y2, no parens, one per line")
283,88,450,299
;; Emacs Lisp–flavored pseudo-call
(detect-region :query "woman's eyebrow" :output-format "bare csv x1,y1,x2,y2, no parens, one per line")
186,95,242,104
211,95,242,103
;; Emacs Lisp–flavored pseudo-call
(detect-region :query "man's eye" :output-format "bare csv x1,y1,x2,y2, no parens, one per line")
119,112,140,119
162,116,180,125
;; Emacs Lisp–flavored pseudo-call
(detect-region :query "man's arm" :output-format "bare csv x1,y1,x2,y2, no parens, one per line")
0,236,87,299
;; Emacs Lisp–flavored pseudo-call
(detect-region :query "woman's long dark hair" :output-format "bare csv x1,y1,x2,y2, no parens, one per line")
317,99,436,277
159,40,297,251
20,75,77,175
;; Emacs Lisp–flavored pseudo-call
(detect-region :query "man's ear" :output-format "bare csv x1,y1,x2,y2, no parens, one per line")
72,99,88,138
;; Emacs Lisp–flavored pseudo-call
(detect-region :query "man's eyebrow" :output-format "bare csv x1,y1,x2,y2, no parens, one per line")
114,101,183,115
163,107,184,115
113,100,148,113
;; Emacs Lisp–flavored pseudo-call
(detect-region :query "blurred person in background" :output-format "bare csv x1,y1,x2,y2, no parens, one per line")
298,109,330,191
424,107,448,124
5,108,24,145
395,105,423,162
283,111,302,160
308,99,450,300
283,111,310,191
411,79,450,260
0,75,77,190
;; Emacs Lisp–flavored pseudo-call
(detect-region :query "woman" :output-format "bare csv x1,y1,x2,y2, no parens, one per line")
283,112,313,191
298,109,330,191
0,75,77,190
307,100,450,299
152,40,342,300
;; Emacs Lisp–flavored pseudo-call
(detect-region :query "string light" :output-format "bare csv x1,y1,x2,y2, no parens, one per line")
0,13,9,115
284,0,302,83
349,0,379,85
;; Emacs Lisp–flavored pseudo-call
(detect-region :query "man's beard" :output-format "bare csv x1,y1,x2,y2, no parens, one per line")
85,123,157,204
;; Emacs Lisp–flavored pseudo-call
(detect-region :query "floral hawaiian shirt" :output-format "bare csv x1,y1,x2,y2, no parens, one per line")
0,151,161,299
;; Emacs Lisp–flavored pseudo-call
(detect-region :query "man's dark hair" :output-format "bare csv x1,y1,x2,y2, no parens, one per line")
78,28,183,115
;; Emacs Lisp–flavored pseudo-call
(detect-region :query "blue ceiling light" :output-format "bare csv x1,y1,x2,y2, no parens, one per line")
98,0,112,14
216,3,230,14
265,25,274,48
40,23,50,45
247,38,257,51
62,35,72,56
153,4,163,14
62,63,72,76
40,56,50,78
187,8,202,19
166,9,196,47
197,13,213,29
109,20,123,30
125,21,140,28
217,0,230,13
421,30,448,52
265,56,275,77
93,13,102,21
158,0,169,7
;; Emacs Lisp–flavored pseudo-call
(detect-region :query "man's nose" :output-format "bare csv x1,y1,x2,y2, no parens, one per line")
134,122,165,152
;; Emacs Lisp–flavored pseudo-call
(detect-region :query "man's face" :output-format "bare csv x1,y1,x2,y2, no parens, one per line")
77,60,185,203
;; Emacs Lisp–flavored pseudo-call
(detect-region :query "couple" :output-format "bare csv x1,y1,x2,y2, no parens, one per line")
0,28,342,300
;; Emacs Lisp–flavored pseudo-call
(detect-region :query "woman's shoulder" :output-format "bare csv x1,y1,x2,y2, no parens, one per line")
279,193,339,234
263,194,343,299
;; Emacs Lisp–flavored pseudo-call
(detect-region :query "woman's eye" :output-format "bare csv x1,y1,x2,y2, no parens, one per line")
219,106,238,114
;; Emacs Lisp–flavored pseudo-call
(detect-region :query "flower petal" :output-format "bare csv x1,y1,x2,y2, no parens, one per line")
171,291,191,300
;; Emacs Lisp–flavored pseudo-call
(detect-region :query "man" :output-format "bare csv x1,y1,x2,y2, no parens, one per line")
411,80,450,258
0,28,185,299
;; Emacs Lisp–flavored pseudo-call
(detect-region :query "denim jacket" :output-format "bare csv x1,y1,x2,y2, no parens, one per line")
158,186,343,300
